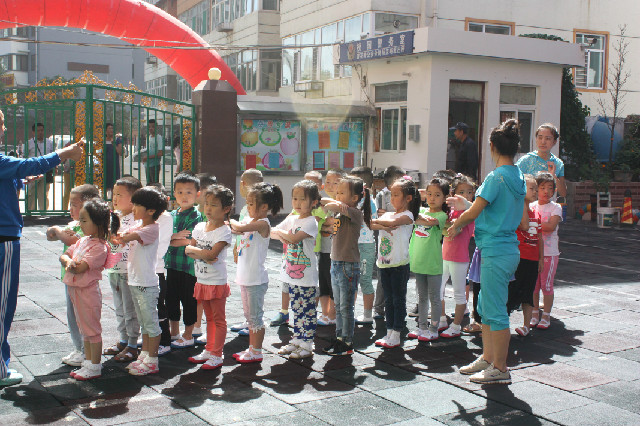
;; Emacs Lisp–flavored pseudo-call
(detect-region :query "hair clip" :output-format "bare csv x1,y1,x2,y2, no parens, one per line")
402,175,412,181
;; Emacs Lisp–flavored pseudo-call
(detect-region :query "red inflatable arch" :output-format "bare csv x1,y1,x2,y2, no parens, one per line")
0,0,246,94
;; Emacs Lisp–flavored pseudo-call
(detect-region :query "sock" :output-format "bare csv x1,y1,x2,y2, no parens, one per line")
280,309,289,315
139,350,149,361
450,323,461,331
89,362,102,371
440,316,447,323
364,309,373,318
144,356,158,365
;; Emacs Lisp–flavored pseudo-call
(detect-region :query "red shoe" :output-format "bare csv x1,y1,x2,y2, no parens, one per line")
201,356,223,370
236,350,263,363
188,350,212,364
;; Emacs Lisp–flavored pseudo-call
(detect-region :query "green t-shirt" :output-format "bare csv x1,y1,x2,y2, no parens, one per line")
409,207,448,275
61,221,84,279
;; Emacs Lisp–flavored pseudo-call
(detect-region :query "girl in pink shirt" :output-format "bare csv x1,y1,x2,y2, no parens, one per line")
60,199,120,380
440,175,476,338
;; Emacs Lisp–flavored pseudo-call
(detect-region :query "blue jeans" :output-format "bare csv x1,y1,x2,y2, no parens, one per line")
380,264,410,331
331,260,360,343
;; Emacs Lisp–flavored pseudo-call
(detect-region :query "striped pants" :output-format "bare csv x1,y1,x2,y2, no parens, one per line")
0,241,20,380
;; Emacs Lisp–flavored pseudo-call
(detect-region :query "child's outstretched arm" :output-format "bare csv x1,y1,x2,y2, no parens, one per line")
185,240,228,262
373,214,413,228
114,231,144,246
415,214,439,226
47,226,79,245
229,218,270,238
279,229,312,245
541,215,561,232
324,201,352,217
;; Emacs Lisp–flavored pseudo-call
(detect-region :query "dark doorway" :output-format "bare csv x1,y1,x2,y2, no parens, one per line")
447,81,484,181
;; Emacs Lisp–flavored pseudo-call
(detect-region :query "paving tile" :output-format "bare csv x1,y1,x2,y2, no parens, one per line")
434,402,556,426
576,380,640,414
116,412,209,425
13,296,53,321
296,391,421,425
576,331,640,354
227,409,330,425
567,355,640,381
595,309,640,323
0,406,85,425
17,351,77,377
387,417,446,425
555,315,621,334
325,362,430,392
425,366,528,392
374,380,486,417
251,370,358,404
9,317,68,338
71,387,184,426
611,348,640,362
473,379,592,415
513,363,618,391
8,333,76,357
546,402,640,426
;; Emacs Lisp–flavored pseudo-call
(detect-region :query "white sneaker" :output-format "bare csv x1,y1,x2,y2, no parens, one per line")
289,341,313,359
375,331,392,347
202,355,224,370
356,314,374,324
189,350,213,364
158,345,171,356
73,362,102,380
418,329,439,342
278,339,301,355
438,320,448,332
469,364,511,384
407,329,426,339
441,325,462,338
62,350,85,367
196,334,207,345
170,333,181,341
460,356,491,375
377,330,401,348
192,327,203,336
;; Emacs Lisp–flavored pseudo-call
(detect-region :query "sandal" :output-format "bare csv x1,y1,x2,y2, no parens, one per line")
537,314,551,330
515,326,530,336
463,323,482,333
114,346,138,362
103,342,126,356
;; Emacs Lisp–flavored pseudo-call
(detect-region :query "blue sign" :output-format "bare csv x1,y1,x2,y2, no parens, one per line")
338,31,414,63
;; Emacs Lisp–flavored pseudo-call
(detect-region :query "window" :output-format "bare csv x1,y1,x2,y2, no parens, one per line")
465,18,514,35
224,50,257,92
374,13,419,35
262,0,278,10
145,76,167,98
0,54,29,71
177,77,192,102
179,0,211,36
375,82,408,103
281,36,295,86
376,82,408,152
574,31,608,90
500,85,536,152
259,49,281,91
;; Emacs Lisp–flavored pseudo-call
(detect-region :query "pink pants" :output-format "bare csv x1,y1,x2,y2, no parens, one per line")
202,298,227,357
535,255,559,296
67,283,102,343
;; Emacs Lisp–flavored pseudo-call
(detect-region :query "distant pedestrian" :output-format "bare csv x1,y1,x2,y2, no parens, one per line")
450,122,478,182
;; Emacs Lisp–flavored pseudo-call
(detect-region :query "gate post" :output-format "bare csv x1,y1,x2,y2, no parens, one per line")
191,77,238,197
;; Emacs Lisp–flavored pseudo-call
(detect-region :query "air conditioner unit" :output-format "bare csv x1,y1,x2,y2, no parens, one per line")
216,22,233,32
146,56,157,65
408,124,420,142
294,80,323,92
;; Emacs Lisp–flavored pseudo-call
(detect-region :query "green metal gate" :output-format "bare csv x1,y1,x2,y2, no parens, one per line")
0,72,196,215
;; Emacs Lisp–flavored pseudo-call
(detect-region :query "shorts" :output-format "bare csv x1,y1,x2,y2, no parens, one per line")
477,252,519,331
318,252,333,298
358,243,376,295
240,283,268,331
535,255,559,296
507,258,538,314
129,285,161,337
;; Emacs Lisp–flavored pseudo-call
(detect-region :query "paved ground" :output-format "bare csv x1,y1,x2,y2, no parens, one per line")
1,216,639,425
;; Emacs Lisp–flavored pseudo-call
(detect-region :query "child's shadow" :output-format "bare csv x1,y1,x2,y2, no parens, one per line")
444,387,543,425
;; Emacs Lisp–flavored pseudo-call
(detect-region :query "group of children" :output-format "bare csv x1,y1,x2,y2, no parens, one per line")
47,121,564,383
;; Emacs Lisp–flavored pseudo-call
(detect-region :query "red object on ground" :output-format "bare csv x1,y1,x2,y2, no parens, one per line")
0,0,246,94
622,189,633,224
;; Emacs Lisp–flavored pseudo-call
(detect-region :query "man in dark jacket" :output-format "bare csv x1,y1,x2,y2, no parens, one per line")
451,122,479,181
0,110,84,387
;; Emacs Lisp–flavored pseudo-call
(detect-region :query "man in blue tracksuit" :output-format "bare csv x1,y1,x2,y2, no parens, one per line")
0,110,84,386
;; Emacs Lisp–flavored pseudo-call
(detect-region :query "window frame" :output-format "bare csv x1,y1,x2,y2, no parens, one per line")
377,105,407,153
573,29,609,93
465,18,515,36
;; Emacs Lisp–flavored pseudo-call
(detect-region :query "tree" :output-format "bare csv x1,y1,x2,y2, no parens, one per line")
596,24,630,170
520,33,596,180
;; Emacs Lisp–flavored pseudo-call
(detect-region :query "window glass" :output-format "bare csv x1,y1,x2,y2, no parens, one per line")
320,24,337,80
362,13,371,37
300,31,315,80
260,49,280,91
375,13,418,34
485,24,510,35
399,108,407,151
468,23,483,32
382,109,398,151
375,82,408,103
588,50,604,88
345,16,362,42
282,36,295,86
500,85,536,105
262,0,278,10
517,111,533,153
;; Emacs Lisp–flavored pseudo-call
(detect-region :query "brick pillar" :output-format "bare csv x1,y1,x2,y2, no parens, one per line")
191,79,238,196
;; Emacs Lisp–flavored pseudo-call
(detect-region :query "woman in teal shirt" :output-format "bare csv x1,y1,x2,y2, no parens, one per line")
448,119,525,385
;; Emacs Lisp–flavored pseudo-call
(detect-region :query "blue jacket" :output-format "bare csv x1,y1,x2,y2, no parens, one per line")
0,152,60,237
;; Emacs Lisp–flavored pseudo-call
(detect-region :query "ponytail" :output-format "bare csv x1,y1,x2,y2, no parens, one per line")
110,211,121,236
248,182,284,216
362,187,371,228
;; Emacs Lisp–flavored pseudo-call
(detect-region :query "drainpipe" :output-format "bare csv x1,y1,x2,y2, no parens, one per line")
432,0,438,28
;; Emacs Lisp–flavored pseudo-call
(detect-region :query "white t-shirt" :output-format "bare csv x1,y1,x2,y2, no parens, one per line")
127,223,160,287
531,201,562,257
275,215,318,287
155,212,173,274
377,211,414,268
192,222,232,286
358,198,377,244
26,137,55,158
235,217,270,286
109,212,138,273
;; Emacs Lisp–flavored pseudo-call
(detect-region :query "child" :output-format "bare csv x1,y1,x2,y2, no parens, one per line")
449,119,525,385
229,183,283,363
192,172,218,342
371,177,420,348
104,176,142,362
516,123,566,197
440,174,477,338
60,199,120,380
507,174,542,336
317,169,345,326
47,184,99,367
322,176,371,355
529,171,562,330
165,172,203,348
271,180,320,359
408,178,449,342
186,185,234,369
230,168,264,335
349,167,378,324
374,165,406,318
147,182,174,355
464,248,483,333
271,171,325,327
114,187,168,375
